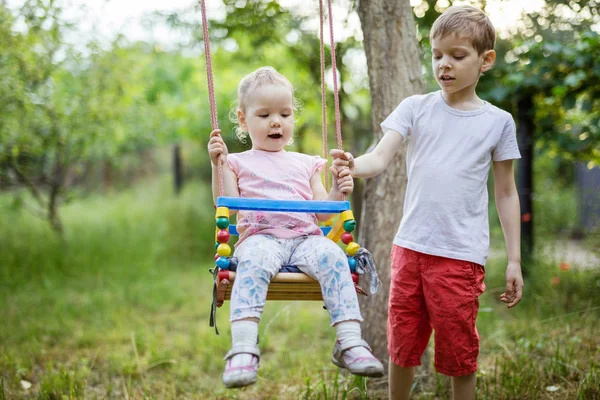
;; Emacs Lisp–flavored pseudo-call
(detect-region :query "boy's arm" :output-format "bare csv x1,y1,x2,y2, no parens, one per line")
331,129,405,179
493,159,524,308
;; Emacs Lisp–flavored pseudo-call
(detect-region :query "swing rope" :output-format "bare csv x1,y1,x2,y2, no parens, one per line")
200,0,344,198
318,0,329,190
326,0,344,152
199,0,224,197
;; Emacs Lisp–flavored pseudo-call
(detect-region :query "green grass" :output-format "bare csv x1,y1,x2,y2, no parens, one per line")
1,178,599,399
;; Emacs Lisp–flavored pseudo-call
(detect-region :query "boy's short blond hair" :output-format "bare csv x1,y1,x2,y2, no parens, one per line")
430,5,496,54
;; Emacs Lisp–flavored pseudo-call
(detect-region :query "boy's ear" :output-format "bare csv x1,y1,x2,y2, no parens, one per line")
480,49,496,73
237,109,247,130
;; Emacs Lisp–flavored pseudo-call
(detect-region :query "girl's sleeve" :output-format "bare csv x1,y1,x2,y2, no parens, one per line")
380,95,416,140
493,117,521,162
310,155,328,177
227,154,240,176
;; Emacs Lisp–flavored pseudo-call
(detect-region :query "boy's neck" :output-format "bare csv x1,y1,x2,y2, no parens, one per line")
440,88,485,111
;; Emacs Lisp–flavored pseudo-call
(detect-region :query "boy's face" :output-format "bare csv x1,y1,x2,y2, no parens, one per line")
431,34,495,97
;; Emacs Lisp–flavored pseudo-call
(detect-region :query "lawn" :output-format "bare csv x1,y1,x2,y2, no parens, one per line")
1,180,599,399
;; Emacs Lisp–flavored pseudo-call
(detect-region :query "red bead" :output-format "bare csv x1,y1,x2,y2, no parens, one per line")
214,253,220,261
217,229,230,243
341,232,354,245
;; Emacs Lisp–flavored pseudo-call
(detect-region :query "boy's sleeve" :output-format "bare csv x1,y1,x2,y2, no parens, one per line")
380,96,415,140
493,116,521,162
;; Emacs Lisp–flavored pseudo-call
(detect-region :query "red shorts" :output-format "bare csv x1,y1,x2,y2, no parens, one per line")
387,245,486,376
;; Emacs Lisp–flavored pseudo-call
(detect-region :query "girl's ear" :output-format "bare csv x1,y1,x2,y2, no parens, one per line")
237,109,247,130
480,49,496,73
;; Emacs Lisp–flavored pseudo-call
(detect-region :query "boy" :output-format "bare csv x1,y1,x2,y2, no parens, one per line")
331,5,524,400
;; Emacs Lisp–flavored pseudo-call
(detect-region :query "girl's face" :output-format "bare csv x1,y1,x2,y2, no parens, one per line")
238,84,294,152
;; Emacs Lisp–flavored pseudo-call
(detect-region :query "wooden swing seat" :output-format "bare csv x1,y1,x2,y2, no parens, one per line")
214,268,361,307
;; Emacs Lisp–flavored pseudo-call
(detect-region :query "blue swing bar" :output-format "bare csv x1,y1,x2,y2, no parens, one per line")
216,197,351,213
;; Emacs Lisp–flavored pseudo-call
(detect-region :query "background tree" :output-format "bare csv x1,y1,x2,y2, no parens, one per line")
0,1,157,233
356,0,424,370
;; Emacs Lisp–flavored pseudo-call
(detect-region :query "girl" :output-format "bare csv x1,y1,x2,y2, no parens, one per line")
208,66,384,388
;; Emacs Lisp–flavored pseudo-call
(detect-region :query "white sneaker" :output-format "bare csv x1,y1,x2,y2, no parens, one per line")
222,344,260,388
332,339,384,377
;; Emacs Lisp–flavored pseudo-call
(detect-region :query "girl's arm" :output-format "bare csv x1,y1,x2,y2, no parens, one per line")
331,129,405,178
310,167,353,222
493,159,523,308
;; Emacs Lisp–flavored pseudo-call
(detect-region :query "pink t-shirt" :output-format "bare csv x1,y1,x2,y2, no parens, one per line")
227,149,327,243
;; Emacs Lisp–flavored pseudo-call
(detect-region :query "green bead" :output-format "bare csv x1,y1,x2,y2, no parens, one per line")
215,241,220,249
343,220,356,233
216,217,229,229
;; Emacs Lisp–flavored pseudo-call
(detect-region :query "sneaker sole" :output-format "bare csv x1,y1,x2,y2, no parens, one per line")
223,372,257,388
331,356,384,378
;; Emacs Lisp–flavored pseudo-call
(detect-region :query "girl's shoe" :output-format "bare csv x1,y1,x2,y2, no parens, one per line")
332,339,384,377
222,344,260,388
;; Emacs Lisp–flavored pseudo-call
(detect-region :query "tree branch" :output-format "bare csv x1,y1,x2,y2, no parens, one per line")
8,159,46,209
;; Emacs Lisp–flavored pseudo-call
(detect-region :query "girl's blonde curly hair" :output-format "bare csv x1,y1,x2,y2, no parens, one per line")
230,66,301,144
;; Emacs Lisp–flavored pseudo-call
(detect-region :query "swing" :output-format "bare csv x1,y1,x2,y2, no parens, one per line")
200,0,367,326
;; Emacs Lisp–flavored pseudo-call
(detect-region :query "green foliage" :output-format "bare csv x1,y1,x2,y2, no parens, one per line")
1,177,599,399
38,361,90,400
0,1,165,231
482,31,600,164
1,0,373,232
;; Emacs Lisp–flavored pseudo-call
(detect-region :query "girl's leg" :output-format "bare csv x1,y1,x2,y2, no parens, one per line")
229,235,287,322
224,235,286,388
291,236,384,377
290,235,361,323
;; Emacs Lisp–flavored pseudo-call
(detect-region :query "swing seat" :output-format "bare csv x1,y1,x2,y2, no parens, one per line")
212,197,366,307
214,264,361,306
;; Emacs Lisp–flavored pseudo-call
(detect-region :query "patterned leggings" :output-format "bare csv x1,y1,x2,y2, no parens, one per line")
230,234,363,325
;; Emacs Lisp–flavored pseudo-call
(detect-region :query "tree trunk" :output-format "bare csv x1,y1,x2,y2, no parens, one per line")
173,144,184,195
357,0,424,371
516,95,534,265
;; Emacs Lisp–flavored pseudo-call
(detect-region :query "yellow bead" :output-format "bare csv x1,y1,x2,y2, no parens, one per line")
346,242,359,256
340,210,354,222
216,207,229,219
217,243,232,257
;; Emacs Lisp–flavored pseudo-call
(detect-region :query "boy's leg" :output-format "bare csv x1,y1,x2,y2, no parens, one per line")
388,246,433,399
421,255,486,398
224,235,287,388
389,362,414,400
291,236,383,377
452,373,477,400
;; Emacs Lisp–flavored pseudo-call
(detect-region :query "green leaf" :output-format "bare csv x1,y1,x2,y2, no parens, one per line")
564,71,586,88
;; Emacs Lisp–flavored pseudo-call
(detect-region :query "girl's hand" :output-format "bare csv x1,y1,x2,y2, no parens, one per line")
208,129,228,167
330,149,356,176
330,166,354,195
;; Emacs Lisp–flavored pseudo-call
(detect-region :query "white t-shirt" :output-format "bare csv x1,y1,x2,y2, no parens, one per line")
381,91,521,266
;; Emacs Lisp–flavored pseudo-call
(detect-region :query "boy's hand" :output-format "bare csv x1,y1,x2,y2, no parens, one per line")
500,261,523,308
330,149,356,176
208,129,228,167
330,166,354,195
